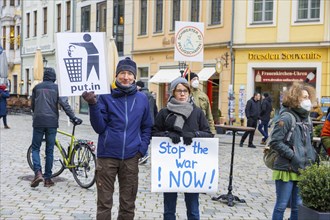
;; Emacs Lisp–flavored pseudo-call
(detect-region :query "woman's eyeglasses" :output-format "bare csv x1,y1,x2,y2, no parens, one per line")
175,89,189,94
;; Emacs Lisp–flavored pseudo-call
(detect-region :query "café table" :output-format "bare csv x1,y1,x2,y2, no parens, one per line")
212,125,255,207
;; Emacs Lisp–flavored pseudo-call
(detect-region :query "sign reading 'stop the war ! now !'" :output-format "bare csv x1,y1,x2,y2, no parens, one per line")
55,33,110,97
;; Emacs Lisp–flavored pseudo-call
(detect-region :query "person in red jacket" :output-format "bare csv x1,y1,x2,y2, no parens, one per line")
320,108,330,156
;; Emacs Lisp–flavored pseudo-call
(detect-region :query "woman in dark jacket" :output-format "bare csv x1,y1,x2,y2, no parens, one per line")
152,77,213,220
0,84,10,129
269,82,317,220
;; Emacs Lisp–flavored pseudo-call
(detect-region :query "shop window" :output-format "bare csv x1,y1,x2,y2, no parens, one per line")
297,0,320,20
140,0,147,35
81,5,91,32
154,0,163,33
190,0,200,22
16,26,20,49
170,0,180,31
253,0,273,23
210,0,221,25
96,1,107,32
10,0,14,6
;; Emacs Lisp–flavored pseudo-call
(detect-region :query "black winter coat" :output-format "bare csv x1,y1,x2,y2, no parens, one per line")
152,105,213,138
245,97,261,120
260,97,272,121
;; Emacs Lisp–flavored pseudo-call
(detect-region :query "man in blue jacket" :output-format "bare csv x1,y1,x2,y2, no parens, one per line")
82,57,152,220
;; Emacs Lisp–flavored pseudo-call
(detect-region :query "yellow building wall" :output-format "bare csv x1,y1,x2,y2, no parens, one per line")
290,26,325,42
245,28,277,43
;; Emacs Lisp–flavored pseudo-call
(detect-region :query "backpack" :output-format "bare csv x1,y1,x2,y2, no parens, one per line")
263,112,297,170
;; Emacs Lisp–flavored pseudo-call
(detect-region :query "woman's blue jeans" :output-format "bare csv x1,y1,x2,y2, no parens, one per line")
272,180,302,220
31,127,57,179
164,192,199,220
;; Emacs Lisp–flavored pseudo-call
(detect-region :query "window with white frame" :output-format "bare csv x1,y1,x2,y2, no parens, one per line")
210,0,221,25
190,0,200,22
43,7,47,35
171,0,180,31
81,5,91,32
140,0,147,35
57,4,61,32
66,1,71,31
26,13,30,38
33,11,37,37
253,0,273,23
155,0,163,33
297,0,320,20
138,67,149,89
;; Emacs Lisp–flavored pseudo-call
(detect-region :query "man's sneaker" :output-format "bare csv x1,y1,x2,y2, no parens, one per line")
30,171,44,188
239,143,243,147
260,140,267,145
138,155,150,165
248,144,257,148
44,179,55,187
4,125,10,129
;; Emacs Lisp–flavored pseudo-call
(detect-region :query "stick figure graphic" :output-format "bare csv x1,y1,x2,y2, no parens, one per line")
184,34,194,51
70,34,99,80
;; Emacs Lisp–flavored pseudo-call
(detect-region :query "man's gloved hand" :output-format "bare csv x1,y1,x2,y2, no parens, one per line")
168,132,181,144
182,132,195,145
71,117,83,125
82,91,97,105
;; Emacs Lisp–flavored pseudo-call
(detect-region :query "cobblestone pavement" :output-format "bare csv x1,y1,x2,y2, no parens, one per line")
0,113,291,220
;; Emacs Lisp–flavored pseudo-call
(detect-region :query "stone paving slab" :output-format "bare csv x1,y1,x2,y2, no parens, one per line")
0,113,291,219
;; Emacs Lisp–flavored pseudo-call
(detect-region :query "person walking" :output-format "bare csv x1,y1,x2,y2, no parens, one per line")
82,57,153,220
136,80,158,165
30,67,82,188
152,77,213,220
269,82,317,220
0,84,10,129
258,93,272,144
239,92,261,148
309,99,323,121
320,108,330,157
185,72,216,134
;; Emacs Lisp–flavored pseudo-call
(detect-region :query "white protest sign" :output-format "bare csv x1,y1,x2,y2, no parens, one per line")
55,32,109,97
174,21,204,62
151,137,219,193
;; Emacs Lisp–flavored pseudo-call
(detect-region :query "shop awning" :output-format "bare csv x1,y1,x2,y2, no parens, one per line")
149,69,181,83
197,67,216,81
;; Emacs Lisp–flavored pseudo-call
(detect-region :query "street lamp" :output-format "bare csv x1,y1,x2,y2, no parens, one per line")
43,56,48,67
178,61,186,77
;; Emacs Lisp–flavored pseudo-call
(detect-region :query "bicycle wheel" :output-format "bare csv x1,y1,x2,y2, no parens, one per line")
71,144,96,189
27,141,65,178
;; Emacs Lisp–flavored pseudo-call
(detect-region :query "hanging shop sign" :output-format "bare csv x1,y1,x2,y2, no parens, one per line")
255,69,316,83
174,21,204,62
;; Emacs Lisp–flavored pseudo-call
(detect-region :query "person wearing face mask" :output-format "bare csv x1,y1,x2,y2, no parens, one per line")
269,82,317,220
309,99,323,121
152,77,213,220
185,72,216,134
82,57,153,220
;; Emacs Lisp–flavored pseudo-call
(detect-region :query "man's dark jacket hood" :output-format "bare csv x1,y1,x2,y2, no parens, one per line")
43,68,56,82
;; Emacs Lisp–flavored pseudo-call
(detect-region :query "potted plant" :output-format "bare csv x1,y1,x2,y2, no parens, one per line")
297,161,330,220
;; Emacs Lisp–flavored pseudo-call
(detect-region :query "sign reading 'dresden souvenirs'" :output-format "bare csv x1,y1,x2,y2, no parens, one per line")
55,33,110,97
174,21,204,62
151,137,218,193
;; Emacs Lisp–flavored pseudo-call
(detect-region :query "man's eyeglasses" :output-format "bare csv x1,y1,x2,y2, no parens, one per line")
175,89,189,94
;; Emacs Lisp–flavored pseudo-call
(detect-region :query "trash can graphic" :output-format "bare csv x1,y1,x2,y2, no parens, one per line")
64,58,83,82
